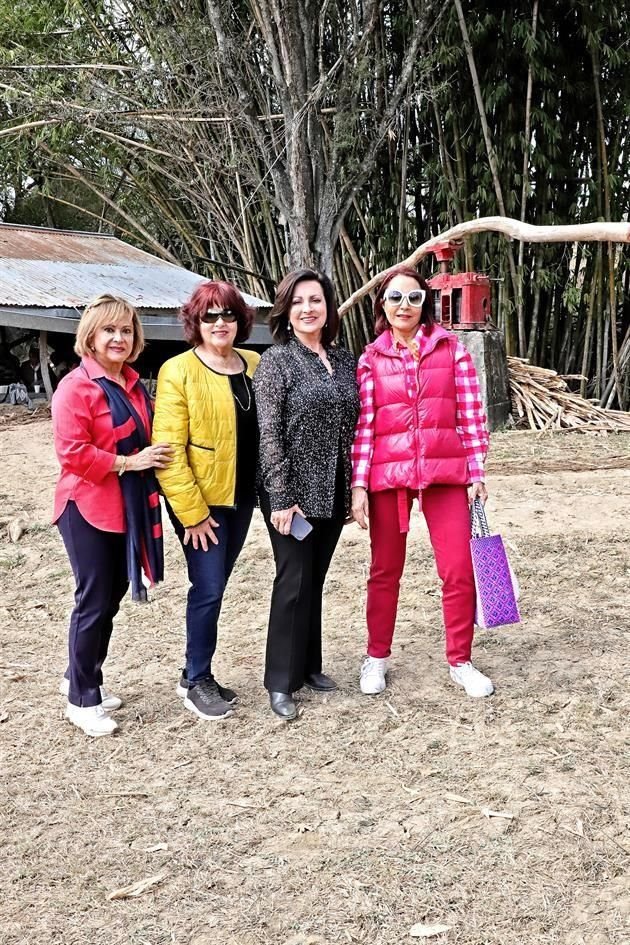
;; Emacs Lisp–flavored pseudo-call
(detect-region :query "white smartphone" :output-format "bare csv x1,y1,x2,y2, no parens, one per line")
289,512,313,541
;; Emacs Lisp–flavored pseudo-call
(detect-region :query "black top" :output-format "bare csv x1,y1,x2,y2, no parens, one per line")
229,370,257,505
253,337,359,518
194,351,258,507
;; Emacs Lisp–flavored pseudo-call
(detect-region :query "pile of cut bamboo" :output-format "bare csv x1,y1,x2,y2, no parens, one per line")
508,358,630,431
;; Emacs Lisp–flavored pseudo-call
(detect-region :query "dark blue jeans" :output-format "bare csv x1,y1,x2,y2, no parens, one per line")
58,501,129,707
168,502,254,685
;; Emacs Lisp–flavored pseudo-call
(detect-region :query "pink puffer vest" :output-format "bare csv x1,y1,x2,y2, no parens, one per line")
366,326,469,493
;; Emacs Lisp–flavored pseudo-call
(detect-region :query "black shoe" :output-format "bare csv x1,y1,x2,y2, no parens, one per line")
269,691,297,720
177,669,237,705
304,672,338,692
184,678,234,720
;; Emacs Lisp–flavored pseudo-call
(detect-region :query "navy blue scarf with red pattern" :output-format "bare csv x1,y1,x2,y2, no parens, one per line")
93,377,164,601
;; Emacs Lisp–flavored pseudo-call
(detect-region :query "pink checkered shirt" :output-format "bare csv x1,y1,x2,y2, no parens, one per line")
351,327,489,489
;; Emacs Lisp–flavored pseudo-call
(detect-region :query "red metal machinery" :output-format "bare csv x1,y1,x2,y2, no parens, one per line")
427,241,491,329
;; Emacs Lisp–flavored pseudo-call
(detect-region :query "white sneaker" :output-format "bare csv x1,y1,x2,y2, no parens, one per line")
360,655,388,695
64,702,119,737
59,677,123,711
449,662,494,698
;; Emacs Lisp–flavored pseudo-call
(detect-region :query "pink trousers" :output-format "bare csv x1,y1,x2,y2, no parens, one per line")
366,485,475,666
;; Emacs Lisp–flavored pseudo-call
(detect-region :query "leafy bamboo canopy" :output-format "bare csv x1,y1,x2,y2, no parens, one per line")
2,1,630,404
1,0,440,277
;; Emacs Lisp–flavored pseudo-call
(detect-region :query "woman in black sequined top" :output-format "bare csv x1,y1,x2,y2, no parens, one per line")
254,269,359,720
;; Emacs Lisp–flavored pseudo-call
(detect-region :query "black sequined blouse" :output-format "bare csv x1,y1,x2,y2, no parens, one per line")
253,337,359,518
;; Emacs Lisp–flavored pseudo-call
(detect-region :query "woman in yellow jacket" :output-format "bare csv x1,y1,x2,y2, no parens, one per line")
152,280,259,721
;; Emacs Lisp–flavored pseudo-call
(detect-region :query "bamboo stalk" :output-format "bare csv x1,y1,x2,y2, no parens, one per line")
516,0,539,358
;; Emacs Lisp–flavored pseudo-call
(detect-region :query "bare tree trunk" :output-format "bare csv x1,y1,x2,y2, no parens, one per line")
453,0,520,353
396,101,411,260
549,280,564,368
497,256,505,335
431,94,465,230
39,331,54,401
580,250,599,398
450,110,474,271
527,247,544,361
603,323,630,406
592,45,623,407
516,0,539,359
601,309,610,396
565,249,589,374
595,248,604,398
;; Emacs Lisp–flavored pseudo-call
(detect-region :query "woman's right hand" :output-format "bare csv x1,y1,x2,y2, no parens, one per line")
183,516,220,551
351,486,369,530
270,504,305,536
127,442,174,471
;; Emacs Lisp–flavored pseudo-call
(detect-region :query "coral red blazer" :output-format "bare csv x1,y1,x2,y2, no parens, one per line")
51,357,151,532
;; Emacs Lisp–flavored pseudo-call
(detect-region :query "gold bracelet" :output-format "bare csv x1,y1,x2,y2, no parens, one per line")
118,455,127,476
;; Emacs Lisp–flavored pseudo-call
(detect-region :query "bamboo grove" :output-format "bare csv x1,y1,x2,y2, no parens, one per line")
1,1,629,406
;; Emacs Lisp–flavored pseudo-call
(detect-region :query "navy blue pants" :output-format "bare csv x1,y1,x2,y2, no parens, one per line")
58,501,129,707
167,502,254,685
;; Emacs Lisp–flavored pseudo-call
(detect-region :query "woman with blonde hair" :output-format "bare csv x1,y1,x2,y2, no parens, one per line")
52,295,173,737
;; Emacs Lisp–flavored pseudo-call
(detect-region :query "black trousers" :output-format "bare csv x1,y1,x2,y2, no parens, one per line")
260,493,344,694
58,501,129,707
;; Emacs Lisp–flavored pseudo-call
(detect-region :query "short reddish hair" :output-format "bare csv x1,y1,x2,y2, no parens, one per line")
180,280,254,346
373,265,435,336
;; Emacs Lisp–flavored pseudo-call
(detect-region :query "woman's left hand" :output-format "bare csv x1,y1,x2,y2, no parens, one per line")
351,486,369,529
469,481,488,505
127,443,174,471
270,504,305,535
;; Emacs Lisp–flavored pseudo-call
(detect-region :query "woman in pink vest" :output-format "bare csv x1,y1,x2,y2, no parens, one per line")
351,265,493,699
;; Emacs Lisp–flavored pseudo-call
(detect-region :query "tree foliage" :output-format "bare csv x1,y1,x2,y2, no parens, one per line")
1,0,630,402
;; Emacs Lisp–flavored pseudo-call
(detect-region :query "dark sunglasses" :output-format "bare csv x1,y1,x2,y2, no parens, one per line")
200,309,237,324
383,288,426,308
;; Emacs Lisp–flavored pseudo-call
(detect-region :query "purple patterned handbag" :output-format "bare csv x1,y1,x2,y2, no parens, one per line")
470,498,521,629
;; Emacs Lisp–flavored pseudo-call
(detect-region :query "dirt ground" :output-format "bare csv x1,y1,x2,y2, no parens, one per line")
1,411,629,945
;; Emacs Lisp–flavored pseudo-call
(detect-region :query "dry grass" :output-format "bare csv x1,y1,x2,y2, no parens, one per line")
1,421,629,945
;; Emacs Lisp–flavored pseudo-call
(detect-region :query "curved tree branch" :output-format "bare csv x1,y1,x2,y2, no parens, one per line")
338,216,630,316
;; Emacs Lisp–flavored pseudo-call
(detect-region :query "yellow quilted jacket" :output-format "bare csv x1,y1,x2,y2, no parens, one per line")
152,347,260,527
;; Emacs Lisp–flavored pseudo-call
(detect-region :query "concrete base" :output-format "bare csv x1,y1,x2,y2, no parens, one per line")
453,329,512,432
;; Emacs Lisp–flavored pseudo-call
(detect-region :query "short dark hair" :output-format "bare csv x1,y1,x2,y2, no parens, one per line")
269,269,339,346
373,265,435,336
180,280,254,346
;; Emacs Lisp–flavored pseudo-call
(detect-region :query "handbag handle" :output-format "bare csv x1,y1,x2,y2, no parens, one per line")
471,496,491,538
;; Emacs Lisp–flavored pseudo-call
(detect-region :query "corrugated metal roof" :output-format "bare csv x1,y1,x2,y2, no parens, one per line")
0,223,166,264
0,306,272,344
0,224,271,311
